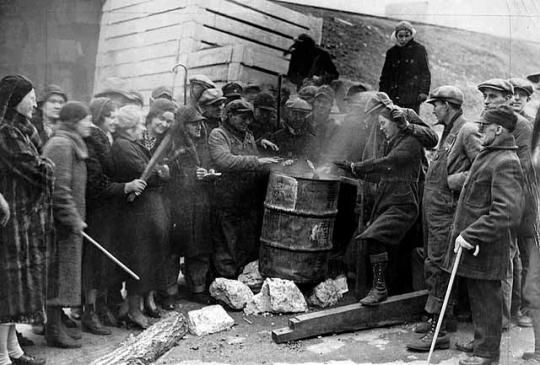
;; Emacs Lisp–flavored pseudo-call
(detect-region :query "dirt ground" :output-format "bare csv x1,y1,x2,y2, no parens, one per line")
18,275,534,365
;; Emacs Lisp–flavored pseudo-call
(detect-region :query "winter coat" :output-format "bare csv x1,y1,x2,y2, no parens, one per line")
42,126,88,306
442,134,523,280
352,132,423,246
111,136,170,294
82,125,125,291
423,113,482,265
208,122,263,210
168,127,213,258
0,113,54,323
379,39,431,107
287,46,339,87
270,125,317,162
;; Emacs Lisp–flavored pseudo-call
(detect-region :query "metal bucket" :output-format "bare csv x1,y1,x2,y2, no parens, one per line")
259,171,341,283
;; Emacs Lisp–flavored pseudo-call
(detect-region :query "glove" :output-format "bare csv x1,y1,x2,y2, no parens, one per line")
418,93,428,103
454,234,480,256
333,160,353,171
390,107,409,129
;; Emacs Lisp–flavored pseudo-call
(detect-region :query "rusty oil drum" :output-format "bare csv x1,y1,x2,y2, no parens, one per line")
259,171,340,283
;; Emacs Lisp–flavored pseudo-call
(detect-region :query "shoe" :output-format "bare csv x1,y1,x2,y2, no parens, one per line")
127,311,150,330
61,311,77,328
359,255,388,306
81,311,112,335
518,314,533,327
45,307,82,349
97,304,119,328
143,306,162,319
455,339,474,353
458,355,499,365
10,353,46,365
406,314,450,351
414,316,457,333
16,331,34,347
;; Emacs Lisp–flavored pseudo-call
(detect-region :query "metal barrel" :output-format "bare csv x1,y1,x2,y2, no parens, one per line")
259,171,341,283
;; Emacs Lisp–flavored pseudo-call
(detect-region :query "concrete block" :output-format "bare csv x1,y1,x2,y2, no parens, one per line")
187,304,234,336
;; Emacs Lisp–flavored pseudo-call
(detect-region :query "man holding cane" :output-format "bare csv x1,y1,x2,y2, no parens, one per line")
442,105,523,365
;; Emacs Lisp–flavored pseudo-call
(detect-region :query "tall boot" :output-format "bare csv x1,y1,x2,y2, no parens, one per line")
126,295,149,330
45,306,82,349
406,313,450,351
523,309,540,363
359,253,389,306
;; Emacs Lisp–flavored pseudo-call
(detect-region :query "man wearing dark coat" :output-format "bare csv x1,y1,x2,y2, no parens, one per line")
379,21,431,113
444,105,523,365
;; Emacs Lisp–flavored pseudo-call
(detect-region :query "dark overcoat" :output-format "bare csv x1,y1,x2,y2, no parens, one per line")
353,132,423,246
0,113,54,323
379,39,431,107
442,134,524,280
42,126,88,306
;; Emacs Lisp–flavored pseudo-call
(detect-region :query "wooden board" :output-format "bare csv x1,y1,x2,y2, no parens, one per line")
272,290,428,343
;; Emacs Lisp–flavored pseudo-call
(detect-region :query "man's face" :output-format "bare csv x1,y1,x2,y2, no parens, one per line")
203,101,224,119
185,121,202,139
479,122,501,146
228,111,252,132
378,115,398,140
42,94,66,121
431,100,450,125
286,109,309,130
254,107,275,125
396,30,412,46
482,88,511,110
512,89,530,113
313,97,332,118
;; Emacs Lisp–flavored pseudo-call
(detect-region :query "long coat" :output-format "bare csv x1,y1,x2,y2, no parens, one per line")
0,113,54,323
112,136,170,294
83,125,125,291
442,134,523,280
352,132,423,246
42,126,88,306
379,39,431,108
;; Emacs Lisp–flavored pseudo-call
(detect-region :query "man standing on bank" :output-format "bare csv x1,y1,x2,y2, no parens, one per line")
406,86,481,351
443,105,523,365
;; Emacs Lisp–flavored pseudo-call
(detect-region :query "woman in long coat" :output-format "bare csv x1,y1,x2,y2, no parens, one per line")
0,75,50,365
82,98,146,333
42,101,92,349
168,107,214,302
112,105,170,329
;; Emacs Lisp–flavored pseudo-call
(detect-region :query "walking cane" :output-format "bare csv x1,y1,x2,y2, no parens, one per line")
82,232,140,281
426,244,479,364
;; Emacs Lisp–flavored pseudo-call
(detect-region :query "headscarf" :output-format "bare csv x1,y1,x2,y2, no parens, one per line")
58,101,90,128
0,74,34,123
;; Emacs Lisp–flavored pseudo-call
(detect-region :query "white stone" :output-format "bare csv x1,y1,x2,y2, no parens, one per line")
307,279,343,308
244,278,308,314
187,305,234,336
238,260,265,294
243,291,272,315
209,278,254,310
333,274,349,295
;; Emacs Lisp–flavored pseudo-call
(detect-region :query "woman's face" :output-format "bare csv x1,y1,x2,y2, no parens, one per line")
149,111,174,136
101,109,118,134
16,89,37,119
75,115,93,138
378,115,398,140
185,121,202,139
126,119,146,141
396,30,412,46
42,94,65,121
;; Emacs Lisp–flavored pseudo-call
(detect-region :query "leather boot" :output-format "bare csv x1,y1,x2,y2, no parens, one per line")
82,305,112,336
523,309,540,362
359,253,388,306
96,299,119,328
45,306,82,349
127,295,149,330
406,314,450,351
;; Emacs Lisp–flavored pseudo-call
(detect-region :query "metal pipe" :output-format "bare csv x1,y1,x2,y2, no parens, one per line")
172,62,188,105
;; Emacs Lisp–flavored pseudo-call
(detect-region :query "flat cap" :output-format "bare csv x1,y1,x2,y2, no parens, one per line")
285,97,312,112
426,85,464,106
189,75,216,89
151,85,173,100
365,92,394,114
39,84,68,104
225,99,254,114
222,82,243,97
178,106,206,124
527,72,540,84
508,78,533,96
315,85,335,101
244,83,261,93
344,83,369,100
479,104,517,132
477,78,514,94
298,86,319,101
253,92,276,111
199,88,226,106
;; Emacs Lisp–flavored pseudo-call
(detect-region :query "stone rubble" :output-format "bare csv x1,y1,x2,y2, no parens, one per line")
238,260,265,294
244,278,308,315
187,304,235,336
306,278,343,308
209,278,254,310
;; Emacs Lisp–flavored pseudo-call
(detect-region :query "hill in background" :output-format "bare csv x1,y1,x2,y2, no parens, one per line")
279,2,540,124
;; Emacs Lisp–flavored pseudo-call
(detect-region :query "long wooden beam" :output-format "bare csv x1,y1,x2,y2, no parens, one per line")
272,290,428,343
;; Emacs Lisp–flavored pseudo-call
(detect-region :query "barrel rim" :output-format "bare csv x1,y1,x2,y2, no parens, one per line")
270,171,341,182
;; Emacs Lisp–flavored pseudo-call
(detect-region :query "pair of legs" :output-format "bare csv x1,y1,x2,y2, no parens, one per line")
523,237,540,363
0,324,25,365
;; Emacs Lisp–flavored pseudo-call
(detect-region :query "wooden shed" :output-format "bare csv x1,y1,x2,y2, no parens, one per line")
94,0,323,102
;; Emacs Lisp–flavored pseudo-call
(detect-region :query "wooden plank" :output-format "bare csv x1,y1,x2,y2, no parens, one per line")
97,55,178,79
241,47,289,74
103,0,149,13
186,46,234,68
271,290,428,343
237,65,280,85
103,23,182,51
97,40,178,67
235,0,314,30
105,0,193,22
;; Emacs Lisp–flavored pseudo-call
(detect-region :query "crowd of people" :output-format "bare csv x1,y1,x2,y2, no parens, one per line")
0,19,539,365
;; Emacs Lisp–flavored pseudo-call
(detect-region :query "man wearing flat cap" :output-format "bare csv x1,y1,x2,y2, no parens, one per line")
442,105,523,365
251,92,279,141
189,75,216,113
150,85,173,105
208,99,279,278
509,77,534,122
478,78,536,331
222,82,243,105
31,84,68,145
199,88,226,132
406,86,482,351
285,33,339,90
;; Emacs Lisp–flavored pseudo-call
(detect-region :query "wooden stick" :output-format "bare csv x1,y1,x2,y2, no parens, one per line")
82,232,140,281
427,246,462,364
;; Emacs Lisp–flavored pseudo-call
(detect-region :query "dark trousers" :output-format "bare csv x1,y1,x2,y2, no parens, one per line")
185,254,210,293
425,261,456,314
467,277,502,359
519,236,534,311
524,238,540,310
